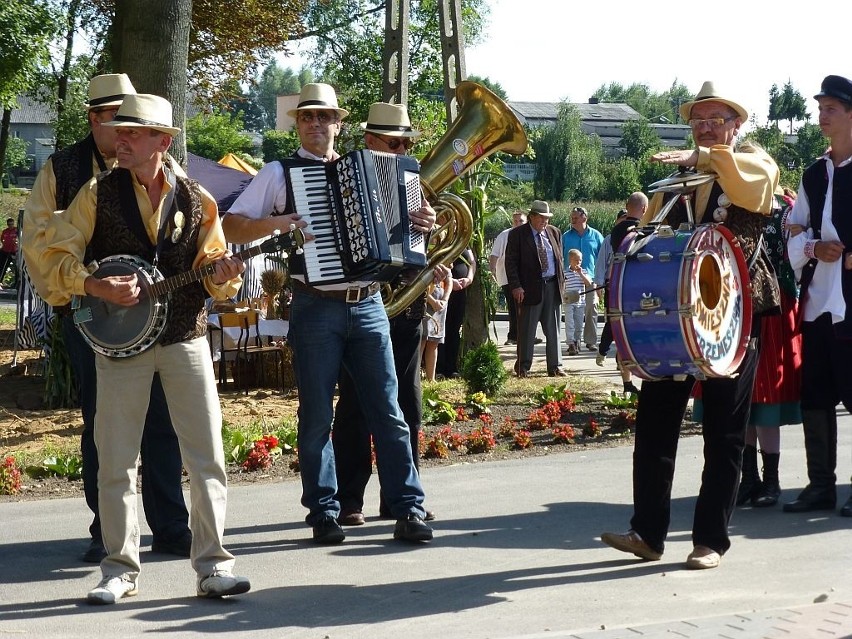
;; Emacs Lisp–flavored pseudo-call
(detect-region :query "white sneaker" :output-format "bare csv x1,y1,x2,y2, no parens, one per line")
86,576,138,605
197,570,251,598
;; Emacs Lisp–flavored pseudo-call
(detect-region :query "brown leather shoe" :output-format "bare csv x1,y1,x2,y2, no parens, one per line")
685,545,721,569
600,530,662,561
548,368,568,377
338,509,365,526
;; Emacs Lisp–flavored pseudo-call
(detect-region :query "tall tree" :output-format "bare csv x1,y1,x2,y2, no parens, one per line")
593,80,692,123
768,81,809,134
0,0,59,178
110,0,192,163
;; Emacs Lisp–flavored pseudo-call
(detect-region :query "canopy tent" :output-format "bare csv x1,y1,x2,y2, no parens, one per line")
218,153,258,175
186,152,253,212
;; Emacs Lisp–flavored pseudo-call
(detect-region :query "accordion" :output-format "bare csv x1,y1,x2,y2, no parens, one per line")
287,149,427,285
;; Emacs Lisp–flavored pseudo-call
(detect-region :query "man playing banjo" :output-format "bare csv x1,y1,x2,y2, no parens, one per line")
39,93,250,604
601,81,780,570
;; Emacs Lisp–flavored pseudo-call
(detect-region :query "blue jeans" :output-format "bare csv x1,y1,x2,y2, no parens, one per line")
289,288,426,526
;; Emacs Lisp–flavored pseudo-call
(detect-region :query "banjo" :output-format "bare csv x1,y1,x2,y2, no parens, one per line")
72,231,303,358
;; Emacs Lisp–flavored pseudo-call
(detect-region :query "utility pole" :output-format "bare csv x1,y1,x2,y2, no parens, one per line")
382,0,466,121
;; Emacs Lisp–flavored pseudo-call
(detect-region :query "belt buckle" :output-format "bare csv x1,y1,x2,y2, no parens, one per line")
345,286,362,304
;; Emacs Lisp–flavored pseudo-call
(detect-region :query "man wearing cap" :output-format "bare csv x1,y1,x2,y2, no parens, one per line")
21,74,191,564
40,93,250,604
504,199,567,377
332,102,437,526
562,206,604,352
223,86,433,544
601,81,780,570
785,74,852,518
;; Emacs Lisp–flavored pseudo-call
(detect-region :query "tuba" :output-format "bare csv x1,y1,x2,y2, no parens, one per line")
383,81,529,317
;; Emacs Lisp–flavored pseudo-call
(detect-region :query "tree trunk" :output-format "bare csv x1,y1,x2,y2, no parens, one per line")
463,273,490,352
0,108,10,183
111,0,191,166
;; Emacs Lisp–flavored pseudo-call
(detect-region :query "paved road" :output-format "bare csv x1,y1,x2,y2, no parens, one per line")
1,318,851,638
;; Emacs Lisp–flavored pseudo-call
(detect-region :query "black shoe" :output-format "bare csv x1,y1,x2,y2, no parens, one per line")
82,538,107,563
782,487,836,513
393,514,433,542
623,382,640,396
312,516,345,544
151,531,192,557
840,496,852,517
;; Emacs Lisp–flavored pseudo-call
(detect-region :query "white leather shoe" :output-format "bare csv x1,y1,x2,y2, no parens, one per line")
86,576,138,605
197,570,251,598
686,545,721,569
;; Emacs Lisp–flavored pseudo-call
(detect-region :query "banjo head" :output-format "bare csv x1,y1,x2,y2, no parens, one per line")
75,255,168,358
648,171,716,193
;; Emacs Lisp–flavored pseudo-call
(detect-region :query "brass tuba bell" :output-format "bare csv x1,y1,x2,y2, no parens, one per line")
383,81,528,317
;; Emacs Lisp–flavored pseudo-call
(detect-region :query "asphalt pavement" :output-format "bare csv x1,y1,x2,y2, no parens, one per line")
1,317,851,638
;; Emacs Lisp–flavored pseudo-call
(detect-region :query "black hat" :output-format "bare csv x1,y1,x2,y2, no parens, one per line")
814,75,852,105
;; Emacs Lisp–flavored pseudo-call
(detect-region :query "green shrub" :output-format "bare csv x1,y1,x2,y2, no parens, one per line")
460,340,507,397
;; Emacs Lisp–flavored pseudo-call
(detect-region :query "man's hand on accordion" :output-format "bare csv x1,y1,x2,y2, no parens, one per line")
410,199,437,234
271,213,313,241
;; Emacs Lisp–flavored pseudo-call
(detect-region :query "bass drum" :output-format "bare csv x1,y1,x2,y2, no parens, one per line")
608,224,752,380
74,255,168,358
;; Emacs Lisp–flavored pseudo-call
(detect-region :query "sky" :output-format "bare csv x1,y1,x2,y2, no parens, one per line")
279,0,847,130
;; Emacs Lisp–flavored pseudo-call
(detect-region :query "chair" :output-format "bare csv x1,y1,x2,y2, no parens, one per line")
241,309,286,392
216,311,253,392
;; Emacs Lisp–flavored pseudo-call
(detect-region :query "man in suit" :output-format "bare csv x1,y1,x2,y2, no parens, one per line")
504,200,567,377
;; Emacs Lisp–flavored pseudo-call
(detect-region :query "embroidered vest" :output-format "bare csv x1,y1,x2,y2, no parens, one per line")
663,181,781,315
88,169,207,346
51,135,104,209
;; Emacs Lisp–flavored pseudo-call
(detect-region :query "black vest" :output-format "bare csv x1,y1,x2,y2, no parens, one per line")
801,158,852,334
51,135,107,209
88,169,207,346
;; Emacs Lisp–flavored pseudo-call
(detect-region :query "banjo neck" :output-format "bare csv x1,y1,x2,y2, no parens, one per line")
148,230,302,298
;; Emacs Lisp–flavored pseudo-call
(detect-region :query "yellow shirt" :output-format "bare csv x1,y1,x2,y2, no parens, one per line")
40,166,240,306
643,142,780,224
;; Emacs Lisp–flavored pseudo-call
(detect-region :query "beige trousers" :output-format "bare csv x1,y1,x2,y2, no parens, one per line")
94,337,234,581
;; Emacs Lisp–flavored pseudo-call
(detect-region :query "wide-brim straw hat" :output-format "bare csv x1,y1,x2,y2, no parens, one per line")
360,102,421,138
86,73,136,110
679,81,748,123
286,83,349,119
529,200,553,217
102,94,181,136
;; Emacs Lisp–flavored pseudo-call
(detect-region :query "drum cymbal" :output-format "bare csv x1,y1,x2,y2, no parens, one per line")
648,171,716,193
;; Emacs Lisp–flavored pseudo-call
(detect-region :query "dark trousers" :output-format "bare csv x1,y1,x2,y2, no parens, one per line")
630,322,760,555
333,314,423,512
502,284,519,341
598,287,613,356
437,288,467,377
61,315,189,542
0,250,17,285
801,312,852,411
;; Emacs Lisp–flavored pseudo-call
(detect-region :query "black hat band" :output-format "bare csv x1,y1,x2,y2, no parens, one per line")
113,114,171,129
89,94,126,107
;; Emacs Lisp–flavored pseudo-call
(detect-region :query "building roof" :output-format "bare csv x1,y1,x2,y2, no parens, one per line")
9,95,55,125
509,101,644,125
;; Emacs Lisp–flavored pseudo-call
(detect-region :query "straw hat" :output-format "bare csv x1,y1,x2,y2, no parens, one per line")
528,200,553,217
286,83,349,119
679,81,748,122
360,102,421,138
102,94,181,136
86,73,136,110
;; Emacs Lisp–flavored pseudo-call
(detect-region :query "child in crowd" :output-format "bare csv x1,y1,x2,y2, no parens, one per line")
563,248,591,355
421,270,452,381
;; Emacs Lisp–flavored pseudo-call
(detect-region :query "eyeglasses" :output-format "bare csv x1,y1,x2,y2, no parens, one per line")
377,135,413,151
688,116,737,129
297,111,337,124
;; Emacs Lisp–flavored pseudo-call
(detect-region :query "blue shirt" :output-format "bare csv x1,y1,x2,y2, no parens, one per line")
562,226,604,276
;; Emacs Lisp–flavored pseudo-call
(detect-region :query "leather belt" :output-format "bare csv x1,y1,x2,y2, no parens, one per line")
291,279,380,304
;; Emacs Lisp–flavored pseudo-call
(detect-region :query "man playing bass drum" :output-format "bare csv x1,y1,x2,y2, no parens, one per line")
601,80,780,570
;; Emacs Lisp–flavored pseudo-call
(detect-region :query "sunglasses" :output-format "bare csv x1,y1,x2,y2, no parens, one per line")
297,111,337,124
377,135,413,151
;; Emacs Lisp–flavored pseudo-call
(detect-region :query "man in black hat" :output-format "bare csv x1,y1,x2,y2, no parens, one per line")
784,74,852,518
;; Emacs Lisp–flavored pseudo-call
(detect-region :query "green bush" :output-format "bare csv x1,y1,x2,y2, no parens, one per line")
460,340,507,397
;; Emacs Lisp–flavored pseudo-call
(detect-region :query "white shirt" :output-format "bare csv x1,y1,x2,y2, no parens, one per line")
786,153,852,324
227,147,370,294
489,228,511,286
